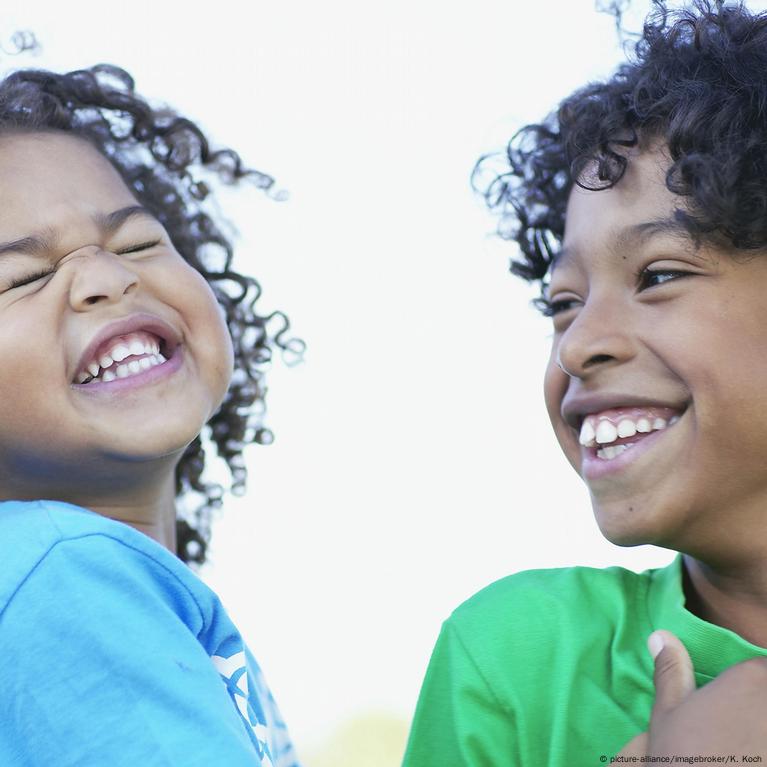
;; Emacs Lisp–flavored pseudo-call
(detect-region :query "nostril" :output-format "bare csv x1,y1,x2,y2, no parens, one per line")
584,354,614,367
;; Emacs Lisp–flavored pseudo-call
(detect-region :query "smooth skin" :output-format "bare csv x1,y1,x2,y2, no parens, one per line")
543,145,767,749
0,131,234,552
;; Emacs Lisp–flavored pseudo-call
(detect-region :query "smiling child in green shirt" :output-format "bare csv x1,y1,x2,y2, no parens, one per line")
404,1,767,763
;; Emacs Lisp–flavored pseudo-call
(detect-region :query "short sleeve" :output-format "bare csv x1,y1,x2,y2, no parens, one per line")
0,535,264,767
402,621,518,767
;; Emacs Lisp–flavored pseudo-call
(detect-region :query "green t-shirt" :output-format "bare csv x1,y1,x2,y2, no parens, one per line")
402,554,767,766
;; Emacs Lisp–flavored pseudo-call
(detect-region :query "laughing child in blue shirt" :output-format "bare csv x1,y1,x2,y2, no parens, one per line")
0,55,302,766
404,1,767,763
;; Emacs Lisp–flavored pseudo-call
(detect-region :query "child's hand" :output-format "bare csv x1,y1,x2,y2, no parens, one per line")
647,630,767,757
614,731,648,757
616,630,767,759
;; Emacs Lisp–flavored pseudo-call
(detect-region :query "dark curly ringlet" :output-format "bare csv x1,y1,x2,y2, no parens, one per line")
0,56,304,567
474,0,767,303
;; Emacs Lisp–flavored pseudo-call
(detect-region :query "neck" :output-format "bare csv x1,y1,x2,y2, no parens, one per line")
88,481,178,553
682,553,767,648
0,458,180,555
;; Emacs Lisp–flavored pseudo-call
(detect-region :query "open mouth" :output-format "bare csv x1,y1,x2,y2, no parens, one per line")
72,330,176,386
579,403,690,479
577,403,689,462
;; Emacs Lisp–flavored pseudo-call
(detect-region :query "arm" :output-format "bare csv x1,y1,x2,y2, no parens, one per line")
0,535,264,767
402,621,517,767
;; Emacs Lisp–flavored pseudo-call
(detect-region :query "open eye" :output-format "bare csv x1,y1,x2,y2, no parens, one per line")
534,295,581,317
637,268,692,290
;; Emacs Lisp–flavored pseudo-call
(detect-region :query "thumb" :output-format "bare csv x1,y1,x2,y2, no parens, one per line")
648,630,696,721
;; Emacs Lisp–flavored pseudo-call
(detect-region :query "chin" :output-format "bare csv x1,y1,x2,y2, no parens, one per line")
99,417,206,461
592,504,662,548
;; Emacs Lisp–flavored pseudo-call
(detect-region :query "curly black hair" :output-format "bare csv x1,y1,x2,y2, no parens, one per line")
474,0,767,303
0,39,303,566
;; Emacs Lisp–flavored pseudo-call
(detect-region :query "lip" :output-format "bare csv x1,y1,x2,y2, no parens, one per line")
580,407,686,482
72,312,182,384
562,391,689,431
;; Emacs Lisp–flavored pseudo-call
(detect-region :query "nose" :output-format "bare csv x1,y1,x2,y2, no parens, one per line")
67,248,139,311
555,292,636,379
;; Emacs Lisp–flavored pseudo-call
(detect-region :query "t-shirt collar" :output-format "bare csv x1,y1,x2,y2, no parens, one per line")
648,553,767,681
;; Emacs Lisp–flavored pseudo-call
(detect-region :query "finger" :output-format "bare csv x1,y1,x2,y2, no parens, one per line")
649,630,696,722
615,731,648,757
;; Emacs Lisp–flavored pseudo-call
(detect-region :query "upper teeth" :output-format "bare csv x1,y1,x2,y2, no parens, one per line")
579,412,679,447
75,332,164,384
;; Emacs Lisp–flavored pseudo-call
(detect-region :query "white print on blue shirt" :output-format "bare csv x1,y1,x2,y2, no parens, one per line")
212,647,299,767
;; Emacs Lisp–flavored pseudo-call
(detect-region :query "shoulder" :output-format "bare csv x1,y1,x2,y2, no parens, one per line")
0,500,209,629
0,497,168,554
444,563,652,676
452,563,647,628
0,503,281,765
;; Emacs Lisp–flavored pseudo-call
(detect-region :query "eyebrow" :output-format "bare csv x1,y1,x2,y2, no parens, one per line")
0,205,157,258
551,217,691,274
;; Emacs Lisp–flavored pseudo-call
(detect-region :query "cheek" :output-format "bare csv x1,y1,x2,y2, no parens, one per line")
172,264,235,377
693,326,767,456
543,350,568,425
197,282,234,364
542,350,582,471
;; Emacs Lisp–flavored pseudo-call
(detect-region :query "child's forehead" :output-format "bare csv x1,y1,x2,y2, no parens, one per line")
552,218,696,278
561,148,683,253
0,131,138,238
0,131,113,174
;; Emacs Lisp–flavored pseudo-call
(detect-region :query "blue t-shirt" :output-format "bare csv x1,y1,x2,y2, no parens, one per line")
0,500,300,767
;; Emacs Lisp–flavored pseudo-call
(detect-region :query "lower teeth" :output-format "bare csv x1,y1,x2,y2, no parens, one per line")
84,353,166,384
596,443,634,460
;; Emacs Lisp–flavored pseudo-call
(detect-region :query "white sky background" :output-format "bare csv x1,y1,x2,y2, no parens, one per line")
3,0,747,761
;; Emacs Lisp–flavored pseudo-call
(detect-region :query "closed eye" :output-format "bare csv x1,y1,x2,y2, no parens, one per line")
116,239,161,255
5,239,162,290
7,267,56,290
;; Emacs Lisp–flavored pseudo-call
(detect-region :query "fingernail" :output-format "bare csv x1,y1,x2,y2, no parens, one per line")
648,631,664,659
